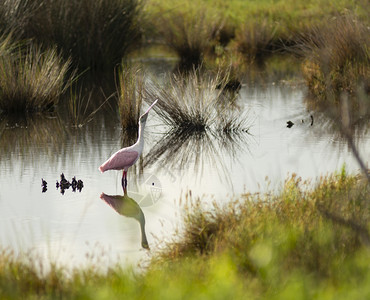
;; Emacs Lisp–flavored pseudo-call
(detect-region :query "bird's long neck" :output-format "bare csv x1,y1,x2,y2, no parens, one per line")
139,212,149,249
136,121,146,145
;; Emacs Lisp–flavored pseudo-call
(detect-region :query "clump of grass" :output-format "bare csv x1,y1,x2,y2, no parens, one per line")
117,64,145,130
146,67,248,133
0,37,72,114
234,20,278,65
153,5,223,70
298,13,369,98
1,0,143,71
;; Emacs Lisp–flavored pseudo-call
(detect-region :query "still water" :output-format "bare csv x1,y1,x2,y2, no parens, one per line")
0,64,369,269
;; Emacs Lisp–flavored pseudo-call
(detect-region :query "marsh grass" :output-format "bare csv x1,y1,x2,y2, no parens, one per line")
118,64,145,130
0,37,72,114
297,13,369,98
234,20,278,65
1,0,143,71
146,67,248,134
153,5,223,70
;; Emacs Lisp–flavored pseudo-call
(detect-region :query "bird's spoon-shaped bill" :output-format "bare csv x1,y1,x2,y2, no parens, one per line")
144,99,158,115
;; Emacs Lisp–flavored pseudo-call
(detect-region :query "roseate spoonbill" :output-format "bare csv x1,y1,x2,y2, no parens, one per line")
99,100,158,194
100,193,149,249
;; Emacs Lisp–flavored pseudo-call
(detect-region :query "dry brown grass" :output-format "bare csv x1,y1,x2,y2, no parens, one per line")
298,13,369,98
0,36,72,113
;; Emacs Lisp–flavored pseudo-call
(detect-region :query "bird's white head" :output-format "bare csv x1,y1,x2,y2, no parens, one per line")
139,99,158,123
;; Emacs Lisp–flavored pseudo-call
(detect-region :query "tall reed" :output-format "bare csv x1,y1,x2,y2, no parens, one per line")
0,37,72,113
118,64,145,130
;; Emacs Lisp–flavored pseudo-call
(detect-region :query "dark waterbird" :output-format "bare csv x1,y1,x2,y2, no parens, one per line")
287,120,294,128
41,178,47,193
59,173,70,188
77,179,84,192
55,174,84,194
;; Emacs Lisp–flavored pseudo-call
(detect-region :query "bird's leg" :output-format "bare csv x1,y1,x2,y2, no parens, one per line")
122,170,128,195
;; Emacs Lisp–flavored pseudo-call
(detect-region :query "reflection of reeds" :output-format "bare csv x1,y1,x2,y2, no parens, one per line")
0,111,118,172
146,67,247,133
0,114,67,169
144,123,252,184
118,64,145,130
0,36,72,113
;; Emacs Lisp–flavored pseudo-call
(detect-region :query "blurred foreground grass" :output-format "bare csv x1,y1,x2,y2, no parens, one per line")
1,170,369,299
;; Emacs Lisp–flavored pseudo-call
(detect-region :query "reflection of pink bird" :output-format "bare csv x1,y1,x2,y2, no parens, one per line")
100,193,149,249
99,100,158,194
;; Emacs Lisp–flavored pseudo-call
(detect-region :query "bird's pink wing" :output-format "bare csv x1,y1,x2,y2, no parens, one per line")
99,150,139,172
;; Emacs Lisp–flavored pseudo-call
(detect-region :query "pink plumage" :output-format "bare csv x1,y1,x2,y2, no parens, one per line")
99,100,158,194
99,150,139,173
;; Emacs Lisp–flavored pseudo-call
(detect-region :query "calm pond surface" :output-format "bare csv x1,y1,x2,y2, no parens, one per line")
0,60,369,269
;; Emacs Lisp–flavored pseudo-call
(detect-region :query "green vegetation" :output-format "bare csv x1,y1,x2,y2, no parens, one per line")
0,0,368,115
150,5,223,70
146,0,368,57
0,171,369,299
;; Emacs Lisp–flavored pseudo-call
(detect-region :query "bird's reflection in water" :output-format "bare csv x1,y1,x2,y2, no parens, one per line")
100,193,149,250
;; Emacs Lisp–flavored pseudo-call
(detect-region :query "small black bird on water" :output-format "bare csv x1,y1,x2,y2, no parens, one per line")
77,179,84,192
41,178,47,193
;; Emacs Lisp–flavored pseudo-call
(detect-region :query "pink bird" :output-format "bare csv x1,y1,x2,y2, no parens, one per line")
99,100,158,194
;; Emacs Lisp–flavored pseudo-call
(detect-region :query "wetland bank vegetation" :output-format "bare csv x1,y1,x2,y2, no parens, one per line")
0,0,369,299
1,171,369,299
